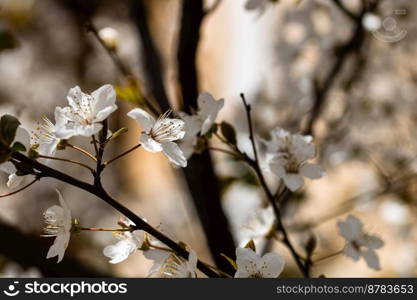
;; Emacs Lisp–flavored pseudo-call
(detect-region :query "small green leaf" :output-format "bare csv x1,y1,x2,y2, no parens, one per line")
28,147,39,159
57,139,67,150
194,136,207,154
114,79,144,107
108,127,128,141
11,141,26,152
0,114,21,147
220,121,237,145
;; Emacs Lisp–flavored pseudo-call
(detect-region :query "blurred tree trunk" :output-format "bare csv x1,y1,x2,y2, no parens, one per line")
176,0,236,275
130,0,236,275
130,0,171,112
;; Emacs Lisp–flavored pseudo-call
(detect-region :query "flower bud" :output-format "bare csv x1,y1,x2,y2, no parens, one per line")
98,27,119,51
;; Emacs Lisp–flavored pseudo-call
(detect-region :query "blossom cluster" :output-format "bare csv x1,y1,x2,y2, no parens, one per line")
0,83,385,278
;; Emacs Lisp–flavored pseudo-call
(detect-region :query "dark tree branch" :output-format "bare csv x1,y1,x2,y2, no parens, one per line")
204,0,223,16
10,151,220,278
332,0,358,21
177,0,204,111
240,94,309,277
85,21,131,77
303,0,380,136
177,0,236,275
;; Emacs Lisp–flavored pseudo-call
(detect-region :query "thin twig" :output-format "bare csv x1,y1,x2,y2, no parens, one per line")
312,250,343,264
38,155,94,173
86,19,161,116
289,173,416,232
303,1,380,135
94,120,108,185
91,135,99,157
103,144,142,167
332,0,358,21
85,21,131,77
202,261,233,278
240,94,260,163
240,93,310,277
79,227,133,232
67,143,97,161
10,151,220,278
0,178,39,198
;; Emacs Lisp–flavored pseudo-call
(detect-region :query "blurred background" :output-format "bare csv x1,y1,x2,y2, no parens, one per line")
0,0,416,277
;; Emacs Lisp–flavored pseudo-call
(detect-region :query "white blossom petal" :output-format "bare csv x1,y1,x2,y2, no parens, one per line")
299,163,326,179
76,123,103,137
268,158,287,178
103,239,138,264
43,190,72,263
91,84,117,121
46,231,70,263
162,142,187,167
337,215,363,241
235,248,261,278
197,92,224,135
179,112,201,137
66,86,86,112
343,243,361,261
364,235,384,250
0,162,17,175
53,107,75,139
283,173,304,191
127,108,156,132
143,248,171,276
179,136,197,159
38,139,60,158
362,250,381,270
260,252,285,278
7,173,24,189
140,134,163,152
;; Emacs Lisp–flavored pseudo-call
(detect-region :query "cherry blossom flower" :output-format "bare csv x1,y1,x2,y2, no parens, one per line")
144,246,198,278
31,116,60,158
0,126,32,189
98,27,119,51
234,247,285,278
54,84,117,139
160,251,198,278
264,128,325,191
127,108,187,167
143,240,172,277
103,218,144,264
337,215,384,271
42,190,72,263
179,92,224,158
